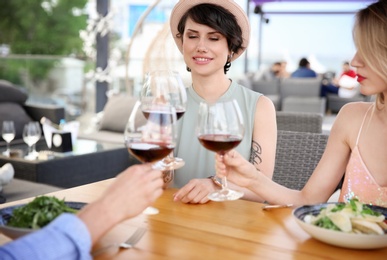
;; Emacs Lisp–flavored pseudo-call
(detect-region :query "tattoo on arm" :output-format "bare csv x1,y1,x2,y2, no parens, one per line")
249,140,262,165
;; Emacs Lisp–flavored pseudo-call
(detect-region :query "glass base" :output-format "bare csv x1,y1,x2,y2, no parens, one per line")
154,158,185,170
208,188,244,202
142,206,159,215
24,153,38,161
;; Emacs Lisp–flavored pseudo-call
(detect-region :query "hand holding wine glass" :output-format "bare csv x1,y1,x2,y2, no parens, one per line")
196,100,245,201
2,121,15,157
141,70,187,170
124,101,177,214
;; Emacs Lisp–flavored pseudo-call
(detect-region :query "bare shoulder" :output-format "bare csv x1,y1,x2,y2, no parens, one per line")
256,95,276,112
331,102,373,143
336,102,373,122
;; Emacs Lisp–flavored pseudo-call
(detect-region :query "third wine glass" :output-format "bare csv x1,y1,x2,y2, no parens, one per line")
196,100,245,201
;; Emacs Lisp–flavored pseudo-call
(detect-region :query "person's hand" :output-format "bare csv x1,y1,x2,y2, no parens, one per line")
215,150,259,188
77,164,163,244
173,178,217,204
98,164,164,220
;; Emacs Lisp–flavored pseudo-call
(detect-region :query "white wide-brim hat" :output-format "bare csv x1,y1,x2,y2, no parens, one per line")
169,0,250,61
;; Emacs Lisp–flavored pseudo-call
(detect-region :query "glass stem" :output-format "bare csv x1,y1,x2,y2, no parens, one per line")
221,176,228,190
6,143,10,154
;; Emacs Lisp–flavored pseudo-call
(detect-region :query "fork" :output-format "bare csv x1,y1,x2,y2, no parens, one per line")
92,227,147,256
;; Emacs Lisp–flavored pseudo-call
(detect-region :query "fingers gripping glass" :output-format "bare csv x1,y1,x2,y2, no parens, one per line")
124,101,178,215
196,100,245,201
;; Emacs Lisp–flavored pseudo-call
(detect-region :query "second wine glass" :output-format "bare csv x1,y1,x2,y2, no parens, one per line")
196,100,245,202
23,122,42,160
141,70,187,170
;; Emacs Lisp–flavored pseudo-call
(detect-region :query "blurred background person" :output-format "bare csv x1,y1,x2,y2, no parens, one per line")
321,61,358,98
291,57,317,78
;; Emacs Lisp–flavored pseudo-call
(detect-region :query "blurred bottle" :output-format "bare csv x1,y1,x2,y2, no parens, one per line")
59,119,66,131
40,117,61,130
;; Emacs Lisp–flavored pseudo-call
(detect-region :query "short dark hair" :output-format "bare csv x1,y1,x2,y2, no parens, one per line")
299,58,309,67
176,4,243,74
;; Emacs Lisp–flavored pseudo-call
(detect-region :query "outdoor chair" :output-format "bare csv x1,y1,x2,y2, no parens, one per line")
273,130,328,190
276,111,323,133
280,78,326,114
251,79,281,110
326,94,372,114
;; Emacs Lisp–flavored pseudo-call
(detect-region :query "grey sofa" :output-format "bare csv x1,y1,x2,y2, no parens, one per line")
78,94,143,144
0,80,65,146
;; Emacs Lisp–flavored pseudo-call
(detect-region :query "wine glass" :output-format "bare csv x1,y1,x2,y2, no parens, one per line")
141,70,187,170
2,121,15,157
124,101,177,214
196,100,245,201
23,122,42,160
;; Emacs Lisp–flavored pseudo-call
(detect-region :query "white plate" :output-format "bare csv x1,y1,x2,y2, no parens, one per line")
293,203,387,249
0,201,86,239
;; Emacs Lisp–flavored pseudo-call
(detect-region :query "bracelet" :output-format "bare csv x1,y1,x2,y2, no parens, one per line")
208,175,222,188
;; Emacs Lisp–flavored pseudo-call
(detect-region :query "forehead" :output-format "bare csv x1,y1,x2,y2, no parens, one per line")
184,18,220,34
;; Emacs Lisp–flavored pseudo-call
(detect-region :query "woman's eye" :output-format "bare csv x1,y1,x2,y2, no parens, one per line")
187,35,198,39
210,37,219,41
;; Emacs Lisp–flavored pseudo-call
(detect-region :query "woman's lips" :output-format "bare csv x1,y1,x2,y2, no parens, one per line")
357,74,366,83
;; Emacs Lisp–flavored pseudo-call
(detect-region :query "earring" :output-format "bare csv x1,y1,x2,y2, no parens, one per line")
227,53,234,62
186,66,191,72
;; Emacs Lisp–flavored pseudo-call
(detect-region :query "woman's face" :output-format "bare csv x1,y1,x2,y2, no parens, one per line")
181,18,230,76
351,51,387,96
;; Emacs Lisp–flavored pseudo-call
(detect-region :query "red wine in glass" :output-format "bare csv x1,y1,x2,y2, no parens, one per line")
127,142,175,163
175,108,186,120
198,134,242,155
196,100,245,201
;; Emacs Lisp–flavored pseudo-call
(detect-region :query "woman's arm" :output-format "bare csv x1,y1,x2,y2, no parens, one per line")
228,95,277,202
217,103,360,205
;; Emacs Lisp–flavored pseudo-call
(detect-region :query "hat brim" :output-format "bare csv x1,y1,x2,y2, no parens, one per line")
169,0,250,62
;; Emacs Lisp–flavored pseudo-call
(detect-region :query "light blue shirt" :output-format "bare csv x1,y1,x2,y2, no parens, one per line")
0,214,91,260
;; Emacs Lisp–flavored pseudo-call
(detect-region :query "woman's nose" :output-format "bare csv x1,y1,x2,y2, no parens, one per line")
351,51,363,68
196,39,208,52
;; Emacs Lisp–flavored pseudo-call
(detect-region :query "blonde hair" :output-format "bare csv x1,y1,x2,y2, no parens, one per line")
353,1,387,108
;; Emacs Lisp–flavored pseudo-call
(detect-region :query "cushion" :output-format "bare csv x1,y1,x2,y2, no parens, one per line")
99,95,145,133
0,80,28,104
0,102,33,139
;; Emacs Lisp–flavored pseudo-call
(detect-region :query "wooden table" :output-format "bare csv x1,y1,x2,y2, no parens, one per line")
0,179,386,259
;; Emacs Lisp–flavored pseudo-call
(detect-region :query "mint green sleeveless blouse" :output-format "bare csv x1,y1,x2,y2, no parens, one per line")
174,80,262,188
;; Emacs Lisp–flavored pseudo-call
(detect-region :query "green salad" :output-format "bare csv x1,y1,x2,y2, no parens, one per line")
304,199,387,235
7,196,78,229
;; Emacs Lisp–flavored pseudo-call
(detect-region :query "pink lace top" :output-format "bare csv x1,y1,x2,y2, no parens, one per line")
339,105,387,206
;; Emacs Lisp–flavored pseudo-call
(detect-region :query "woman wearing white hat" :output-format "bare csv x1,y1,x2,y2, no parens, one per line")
170,0,277,204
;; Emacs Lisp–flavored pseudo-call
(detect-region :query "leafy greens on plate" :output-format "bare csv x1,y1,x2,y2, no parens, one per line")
7,196,78,229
